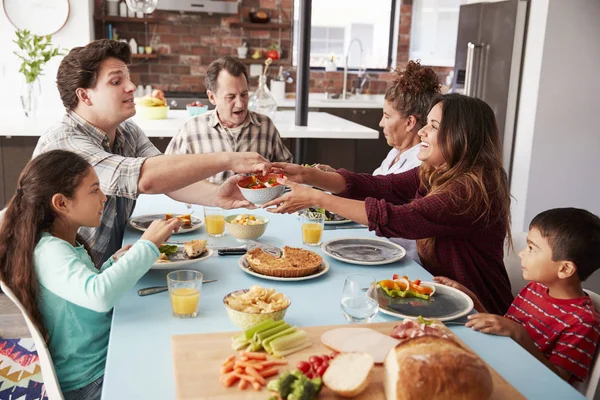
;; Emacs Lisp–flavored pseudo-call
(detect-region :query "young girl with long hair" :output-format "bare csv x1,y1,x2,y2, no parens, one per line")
265,94,513,315
0,150,180,400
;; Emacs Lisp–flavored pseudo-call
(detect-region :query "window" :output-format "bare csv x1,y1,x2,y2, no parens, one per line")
409,0,467,67
293,0,397,70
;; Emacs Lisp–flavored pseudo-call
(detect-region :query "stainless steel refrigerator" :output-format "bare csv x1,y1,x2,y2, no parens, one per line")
452,0,529,180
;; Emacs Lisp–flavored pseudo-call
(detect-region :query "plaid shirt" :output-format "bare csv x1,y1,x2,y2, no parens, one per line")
338,167,513,315
33,111,161,264
165,110,293,184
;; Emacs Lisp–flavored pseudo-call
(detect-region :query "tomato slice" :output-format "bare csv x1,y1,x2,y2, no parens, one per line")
392,274,399,280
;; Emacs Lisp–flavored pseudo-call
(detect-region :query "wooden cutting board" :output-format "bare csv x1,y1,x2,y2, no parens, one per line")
171,321,524,400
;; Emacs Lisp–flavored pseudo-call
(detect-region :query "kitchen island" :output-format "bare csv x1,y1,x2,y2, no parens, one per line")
0,109,378,208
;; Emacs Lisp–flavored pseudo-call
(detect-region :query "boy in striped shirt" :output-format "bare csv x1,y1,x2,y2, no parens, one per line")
435,208,600,384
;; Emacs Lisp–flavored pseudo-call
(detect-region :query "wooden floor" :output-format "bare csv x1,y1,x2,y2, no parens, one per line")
0,293,30,338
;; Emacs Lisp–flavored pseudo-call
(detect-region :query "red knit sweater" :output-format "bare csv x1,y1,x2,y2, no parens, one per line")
338,167,513,315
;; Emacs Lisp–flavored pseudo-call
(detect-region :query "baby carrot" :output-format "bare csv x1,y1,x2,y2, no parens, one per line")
245,366,266,386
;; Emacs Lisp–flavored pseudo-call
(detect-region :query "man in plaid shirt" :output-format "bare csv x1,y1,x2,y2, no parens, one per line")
165,56,292,184
33,40,269,264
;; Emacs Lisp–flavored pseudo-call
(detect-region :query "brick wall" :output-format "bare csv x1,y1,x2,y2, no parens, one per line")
93,0,452,94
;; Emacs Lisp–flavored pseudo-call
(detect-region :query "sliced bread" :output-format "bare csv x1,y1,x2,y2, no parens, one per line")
322,352,374,397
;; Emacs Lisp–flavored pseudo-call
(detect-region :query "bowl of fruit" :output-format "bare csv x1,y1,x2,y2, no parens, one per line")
237,174,286,205
134,90,169,119
186,101,209,117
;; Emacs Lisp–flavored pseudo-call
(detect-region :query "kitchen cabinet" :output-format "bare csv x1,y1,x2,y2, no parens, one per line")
306,108,389,173
0,137,37,208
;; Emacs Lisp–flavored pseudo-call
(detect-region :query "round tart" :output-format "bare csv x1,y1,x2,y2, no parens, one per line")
245,246,323,278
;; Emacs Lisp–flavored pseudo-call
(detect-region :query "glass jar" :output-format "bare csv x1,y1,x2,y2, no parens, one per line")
248,75,277,120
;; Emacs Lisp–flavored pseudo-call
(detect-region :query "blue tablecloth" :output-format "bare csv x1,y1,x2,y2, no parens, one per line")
101,195,584,400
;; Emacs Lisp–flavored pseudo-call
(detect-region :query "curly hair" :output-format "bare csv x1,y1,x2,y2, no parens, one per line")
385,60,441,127
56,39,131,110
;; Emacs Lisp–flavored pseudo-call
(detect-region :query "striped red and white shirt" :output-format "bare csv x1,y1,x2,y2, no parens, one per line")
505,282,600,382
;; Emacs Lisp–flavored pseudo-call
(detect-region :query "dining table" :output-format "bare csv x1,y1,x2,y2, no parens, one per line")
100,194,586,400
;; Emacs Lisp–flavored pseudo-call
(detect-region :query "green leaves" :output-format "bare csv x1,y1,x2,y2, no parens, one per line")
13,30,66,84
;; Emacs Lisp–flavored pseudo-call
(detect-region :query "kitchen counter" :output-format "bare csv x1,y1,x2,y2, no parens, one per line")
1,110,378,140
276,93,385,109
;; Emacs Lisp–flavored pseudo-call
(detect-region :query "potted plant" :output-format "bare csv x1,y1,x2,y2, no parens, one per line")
13,30,65,117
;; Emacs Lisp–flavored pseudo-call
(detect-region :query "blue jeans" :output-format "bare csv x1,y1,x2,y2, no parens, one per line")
63,376,104,400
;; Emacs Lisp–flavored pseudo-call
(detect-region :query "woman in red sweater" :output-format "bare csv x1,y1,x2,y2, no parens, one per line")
265,93,513,314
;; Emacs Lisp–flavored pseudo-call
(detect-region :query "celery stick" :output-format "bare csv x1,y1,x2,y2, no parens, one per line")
244,319,276,340
270,330,309,354
262,326,297,353
232,337,250,350
254,322,290,343
246,341,263,352
273,339,312,357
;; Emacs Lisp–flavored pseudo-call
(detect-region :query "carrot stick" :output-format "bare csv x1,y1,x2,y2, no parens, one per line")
221,372,240,387
239,356,249,361
251,381,262,391
235,360,264,370
220,363,234,375
240,351,268,360
245,366,266,385
234,372,258,383
260,359,288,368
258,367,279,378
238,378,249,390
234,367,244,374
221,355,236,366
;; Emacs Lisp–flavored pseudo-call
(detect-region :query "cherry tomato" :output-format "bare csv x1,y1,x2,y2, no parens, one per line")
297,361,311,374
320,355,330,362
392,274,399,280
308,356,323,365
320,360,329,369
316,365,328,377
305,370,315,379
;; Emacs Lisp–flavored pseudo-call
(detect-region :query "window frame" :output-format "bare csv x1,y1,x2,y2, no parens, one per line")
292,0,399,72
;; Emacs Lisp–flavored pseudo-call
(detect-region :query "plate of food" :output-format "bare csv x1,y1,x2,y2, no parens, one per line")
238,246,329,281
370,276,473,321
153,240,213,269
129,213,204,234
296,207,351,225
321,238,406,265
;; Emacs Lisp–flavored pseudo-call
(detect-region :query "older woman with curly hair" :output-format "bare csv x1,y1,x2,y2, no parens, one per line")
266,94,514,315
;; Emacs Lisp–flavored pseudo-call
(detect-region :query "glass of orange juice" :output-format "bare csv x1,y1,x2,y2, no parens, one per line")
301,210,325,246
204,206,225,237
167,270,203,318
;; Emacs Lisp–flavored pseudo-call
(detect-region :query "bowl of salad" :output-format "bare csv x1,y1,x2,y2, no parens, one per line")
237,174,286,205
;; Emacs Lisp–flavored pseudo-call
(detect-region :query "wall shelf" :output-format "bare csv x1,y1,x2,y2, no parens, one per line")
132,54,158,59
230,22,290,30
239,58,288,65
94,15,159,24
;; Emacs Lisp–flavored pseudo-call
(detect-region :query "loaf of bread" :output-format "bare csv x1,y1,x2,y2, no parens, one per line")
384,336,493,400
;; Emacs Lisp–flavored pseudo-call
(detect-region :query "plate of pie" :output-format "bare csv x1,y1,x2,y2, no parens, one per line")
129,213,204,234
238,246,329,281
296,207,351,225
321,237,406,265
153,240,213,269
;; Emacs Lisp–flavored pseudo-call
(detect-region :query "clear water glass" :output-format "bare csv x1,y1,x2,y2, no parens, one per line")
340,274,379,323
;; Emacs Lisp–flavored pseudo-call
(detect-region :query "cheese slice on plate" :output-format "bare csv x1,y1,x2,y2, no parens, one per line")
321,328,400,364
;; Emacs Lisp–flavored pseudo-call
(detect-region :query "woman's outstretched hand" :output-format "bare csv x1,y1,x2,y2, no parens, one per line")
262,177,321,214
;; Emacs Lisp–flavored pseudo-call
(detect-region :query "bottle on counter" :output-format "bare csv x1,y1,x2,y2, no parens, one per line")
119,0,128,17
136,85,144,97
129,38,138,54
248,75,277,120
325,55,337,72
106,0,119,16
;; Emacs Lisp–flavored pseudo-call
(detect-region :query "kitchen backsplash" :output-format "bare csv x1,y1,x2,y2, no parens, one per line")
93,0,452,95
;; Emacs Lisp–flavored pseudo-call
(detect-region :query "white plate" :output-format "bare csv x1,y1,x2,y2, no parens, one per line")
295,210,352,225
129,213,204,234
238,255,330,281
321,237,406,265
373,282,474,322
151,248,214,270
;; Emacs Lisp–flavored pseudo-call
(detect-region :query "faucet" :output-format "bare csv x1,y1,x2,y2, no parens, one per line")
342,38,363,100
354,68,369,95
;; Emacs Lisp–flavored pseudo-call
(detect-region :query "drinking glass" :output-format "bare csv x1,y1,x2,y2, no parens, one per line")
300,210,324,246
340,274,379,323
204,206,225,237
167,270,203,318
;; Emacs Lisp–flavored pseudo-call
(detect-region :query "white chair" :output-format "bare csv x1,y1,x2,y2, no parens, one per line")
503,231,529,296
576,289,600,400
0,281,64,400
